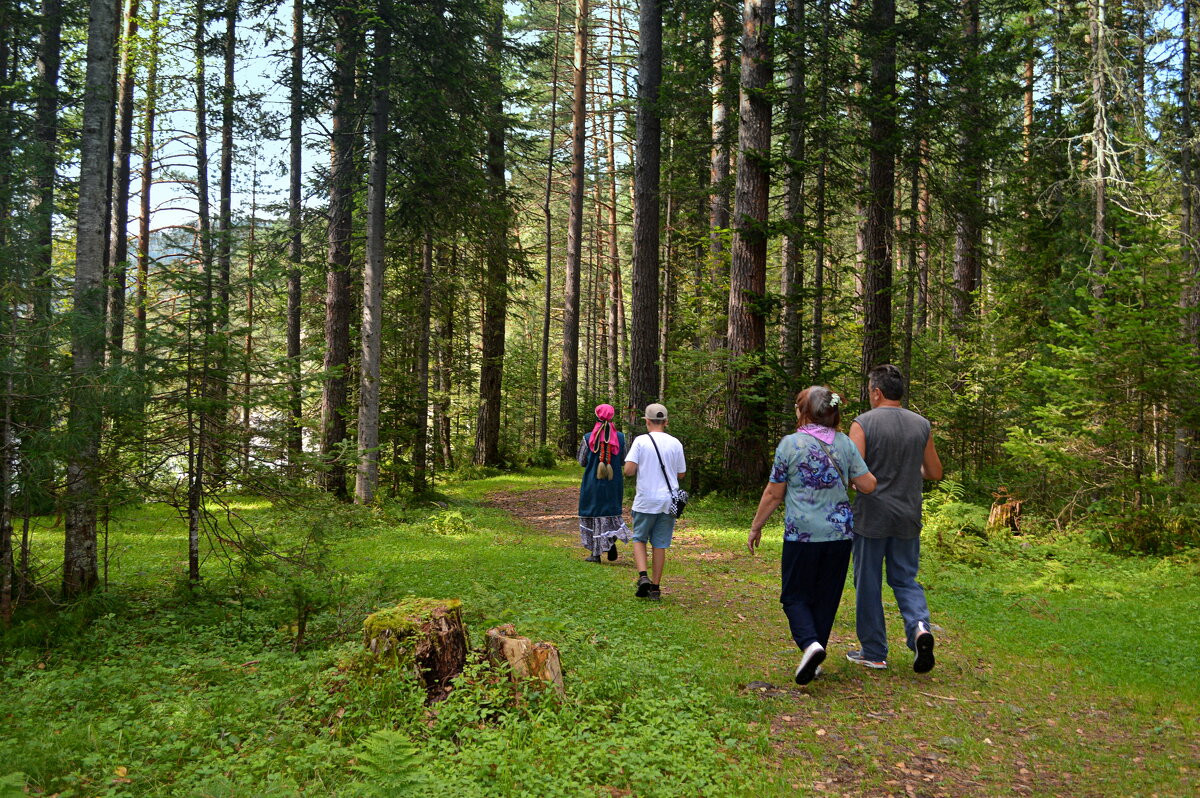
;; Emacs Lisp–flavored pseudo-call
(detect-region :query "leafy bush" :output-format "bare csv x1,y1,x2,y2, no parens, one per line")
1086,504,1200,556
524,445,558,469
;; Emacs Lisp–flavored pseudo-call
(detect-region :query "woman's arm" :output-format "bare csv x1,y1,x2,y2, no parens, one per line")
748,482,786,554
851,471,877,494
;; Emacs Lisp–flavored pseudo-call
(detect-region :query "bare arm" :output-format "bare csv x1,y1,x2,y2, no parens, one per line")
747,482,786,554
851,471,877,494
849,421,867,458
921,435,943,480
623,461,638,476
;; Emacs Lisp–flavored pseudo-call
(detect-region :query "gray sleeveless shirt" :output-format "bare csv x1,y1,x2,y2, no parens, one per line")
851,406,931,539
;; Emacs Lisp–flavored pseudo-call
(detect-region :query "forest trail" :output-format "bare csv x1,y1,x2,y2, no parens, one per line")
482,484,1178,797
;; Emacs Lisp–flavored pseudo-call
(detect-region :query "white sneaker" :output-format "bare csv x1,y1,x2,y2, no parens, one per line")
794,642,826,685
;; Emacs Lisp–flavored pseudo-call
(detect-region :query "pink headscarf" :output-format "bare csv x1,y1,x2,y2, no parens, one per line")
589,404,620,456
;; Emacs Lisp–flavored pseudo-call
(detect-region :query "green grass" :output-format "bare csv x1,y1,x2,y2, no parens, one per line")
1,465,1197,796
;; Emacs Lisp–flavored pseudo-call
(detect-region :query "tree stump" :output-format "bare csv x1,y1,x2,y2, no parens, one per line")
484,623,565,695
987,488,1024,535
363,598,467,701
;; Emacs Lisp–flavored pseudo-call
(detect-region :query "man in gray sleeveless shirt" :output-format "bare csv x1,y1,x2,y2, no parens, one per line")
846,364,943,673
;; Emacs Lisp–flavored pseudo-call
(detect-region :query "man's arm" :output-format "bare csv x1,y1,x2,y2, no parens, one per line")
921,435,943,480
849,421,867,458
623,461,638,476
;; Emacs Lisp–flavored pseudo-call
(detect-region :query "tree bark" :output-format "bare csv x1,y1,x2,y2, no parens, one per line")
321,10,360,499
539,0,562,449
287,0,304,467
106,0,140,366
412,233,433,494
810,0,832,376
485,624,565,695
134,0,160,392
475,6,509,467
951,0,982,340
1088,0,1109,295
860,0,897,399
65,0,119,597
723,0,775,491
781,0,806,380
1178,0,1199,483
708,2,733,350
629,0,661,416
356,13,391,504
559,0,587,454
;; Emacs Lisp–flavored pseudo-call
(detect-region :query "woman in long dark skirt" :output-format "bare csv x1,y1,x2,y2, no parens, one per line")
577,403,632,562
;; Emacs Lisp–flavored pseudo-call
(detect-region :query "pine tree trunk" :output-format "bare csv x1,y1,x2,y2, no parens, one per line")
629,0,661,415
559,0,587,454
605,3,621,399
1177,0,1199,484
356,15,391,504
106,0,140,367
951,0,981,340
287,0,304,467
475,7,509,467
723,0,774,491
539,0,562,449
65,0,119,597
781,0,806,380
321,11,359,499
412,233,433,494
810,0,831,376
1088,0,1108,297
210,0,237,486
708,3,732,350
134,0,160,392
860,0,897,399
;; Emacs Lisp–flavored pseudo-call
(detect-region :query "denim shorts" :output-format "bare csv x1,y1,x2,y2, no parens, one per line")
631,511,676,549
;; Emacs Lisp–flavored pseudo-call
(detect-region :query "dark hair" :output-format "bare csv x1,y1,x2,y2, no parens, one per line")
868,364,905,400
795,385,841,429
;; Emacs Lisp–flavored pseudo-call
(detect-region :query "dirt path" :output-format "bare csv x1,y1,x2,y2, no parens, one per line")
481,485,1187,797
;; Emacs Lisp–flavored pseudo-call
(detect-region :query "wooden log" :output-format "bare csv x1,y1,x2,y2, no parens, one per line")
987,487,1023,535
484,623,565,695
363,598,467,701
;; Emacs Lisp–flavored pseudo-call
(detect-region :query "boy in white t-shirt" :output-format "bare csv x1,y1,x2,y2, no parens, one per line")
623,403,687,600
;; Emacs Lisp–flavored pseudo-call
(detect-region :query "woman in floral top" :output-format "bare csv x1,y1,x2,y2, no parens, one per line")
748,386,877,685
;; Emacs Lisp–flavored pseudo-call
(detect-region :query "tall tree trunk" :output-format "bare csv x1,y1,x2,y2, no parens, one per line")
951,0,982,340
629,0,661,416
412,233,433,494
708,1,733,349
539,0,562,449
860,0,897,398
64,0,119,597
475,6,508,467
242,176,256,476
211,0,237,486
810,0,831,376
189,0,214,586
321,10,359,499
723,0,775,491
356,13,391,504
558,0,587,454
26,0,63,519
1088,0,1108,296
605,0,621,399
1178,0,1199,483
286,0,304,467
134,0,160,390
781,0,806,380
106,0,140,366
434,245,454,471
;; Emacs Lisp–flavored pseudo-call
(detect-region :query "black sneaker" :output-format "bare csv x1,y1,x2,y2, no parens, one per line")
635,575,652,597
647,583,662,601
913,622,935,673
584,554,601,563
607,542,618,561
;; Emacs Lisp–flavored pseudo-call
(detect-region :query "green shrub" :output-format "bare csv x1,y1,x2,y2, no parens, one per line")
1086,505,1200,556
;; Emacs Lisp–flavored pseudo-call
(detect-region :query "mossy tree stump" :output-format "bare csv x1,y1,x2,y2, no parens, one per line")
363,598,467,700
484,623,565,696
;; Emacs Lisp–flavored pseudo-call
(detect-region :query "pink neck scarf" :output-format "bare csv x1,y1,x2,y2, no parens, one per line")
798,423,836,444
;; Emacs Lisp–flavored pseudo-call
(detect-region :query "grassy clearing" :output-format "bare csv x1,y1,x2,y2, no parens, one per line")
1,465,1197,796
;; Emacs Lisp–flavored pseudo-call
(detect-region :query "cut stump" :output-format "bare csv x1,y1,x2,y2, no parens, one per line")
484,623,565,695
363,598,467,701
987,487,1023,535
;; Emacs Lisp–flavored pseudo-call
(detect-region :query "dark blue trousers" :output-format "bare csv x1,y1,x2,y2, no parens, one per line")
780,538,853,651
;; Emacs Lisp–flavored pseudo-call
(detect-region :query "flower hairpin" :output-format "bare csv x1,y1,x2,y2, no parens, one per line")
829,392,841,407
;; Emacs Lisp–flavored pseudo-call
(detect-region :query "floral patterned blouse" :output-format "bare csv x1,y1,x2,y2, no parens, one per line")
769,429,869,543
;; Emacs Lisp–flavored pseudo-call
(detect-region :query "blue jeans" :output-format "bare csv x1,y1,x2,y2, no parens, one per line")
851,535,930,662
